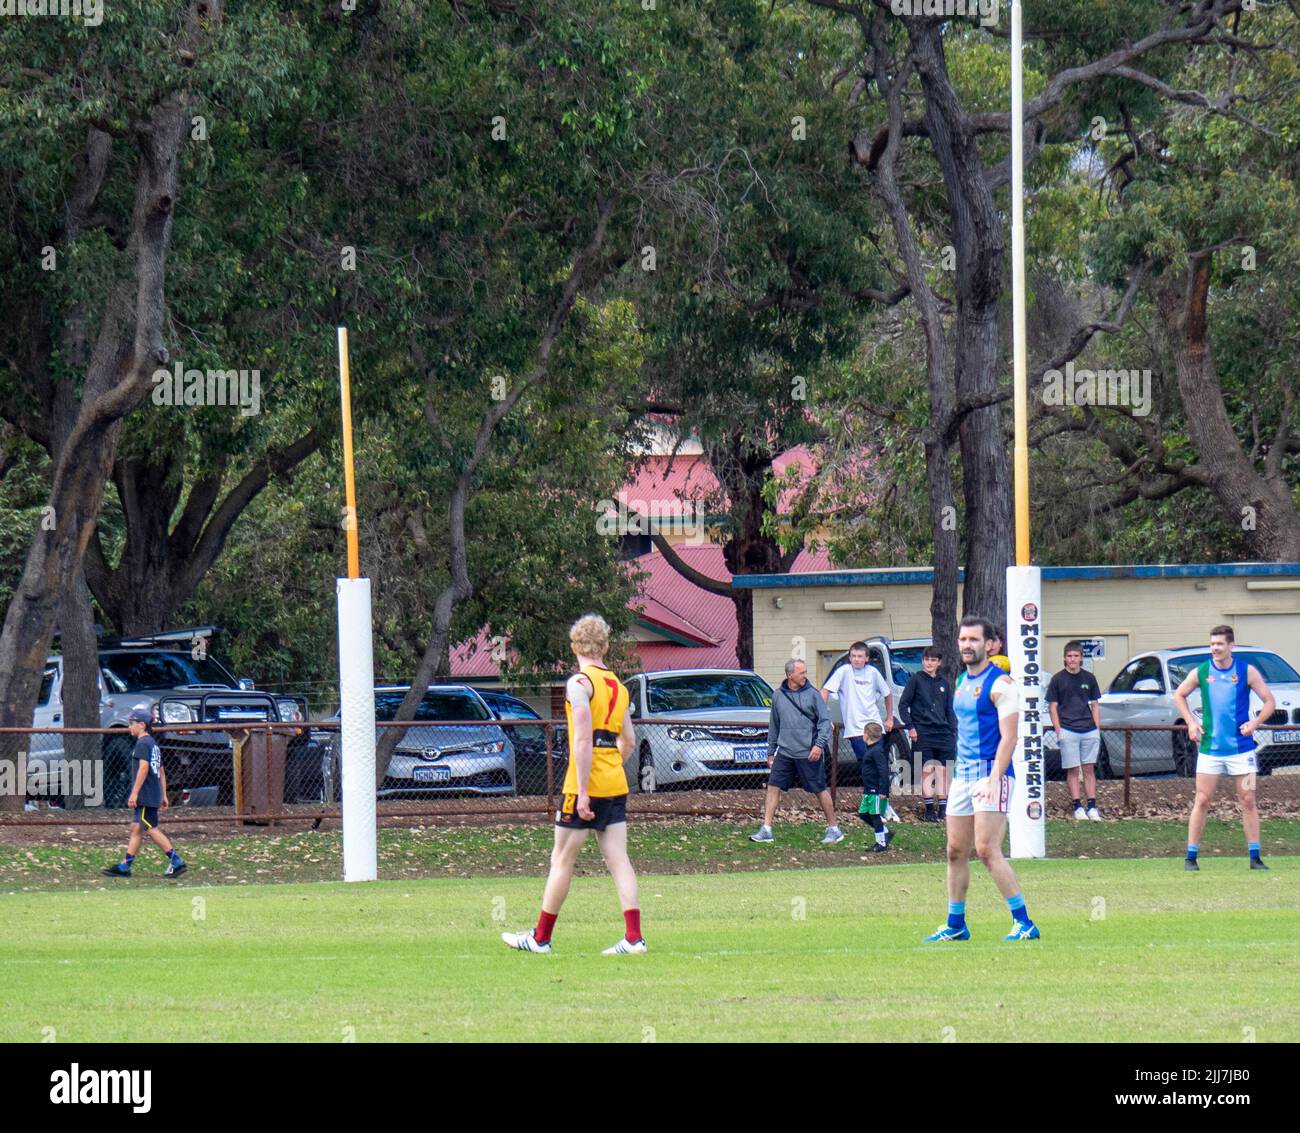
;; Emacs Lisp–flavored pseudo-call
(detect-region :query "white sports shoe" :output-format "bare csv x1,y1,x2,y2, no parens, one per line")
1087,806,1102,821
602,937,647,955
502,928,551,954
1073,806,1087,820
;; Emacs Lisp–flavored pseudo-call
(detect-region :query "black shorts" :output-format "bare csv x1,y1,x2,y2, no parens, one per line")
768,754,827,794
556,793,627,831
849,737,891,795
132,805,159,828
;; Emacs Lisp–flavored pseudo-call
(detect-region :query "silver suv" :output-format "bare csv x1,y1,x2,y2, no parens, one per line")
1099,646,1300,776
37,628,311,806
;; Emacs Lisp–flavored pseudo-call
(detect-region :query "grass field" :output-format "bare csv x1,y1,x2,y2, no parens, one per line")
2,823,1297,1042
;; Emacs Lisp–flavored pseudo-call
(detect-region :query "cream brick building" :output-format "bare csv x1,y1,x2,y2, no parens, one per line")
737,563,1300,691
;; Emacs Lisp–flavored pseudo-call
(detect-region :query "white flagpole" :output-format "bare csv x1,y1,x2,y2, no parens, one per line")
1007,0,1046,858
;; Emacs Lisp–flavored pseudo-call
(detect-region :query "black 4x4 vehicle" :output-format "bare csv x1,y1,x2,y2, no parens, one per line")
95,627,317,807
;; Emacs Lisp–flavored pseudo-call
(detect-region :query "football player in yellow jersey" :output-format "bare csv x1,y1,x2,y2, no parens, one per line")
502,614,645,955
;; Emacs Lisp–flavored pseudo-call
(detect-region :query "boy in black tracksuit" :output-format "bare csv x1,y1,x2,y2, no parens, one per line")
897,647,957,822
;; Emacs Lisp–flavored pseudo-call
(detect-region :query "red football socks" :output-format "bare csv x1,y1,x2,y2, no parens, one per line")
535,910,558,945
624,908,642,943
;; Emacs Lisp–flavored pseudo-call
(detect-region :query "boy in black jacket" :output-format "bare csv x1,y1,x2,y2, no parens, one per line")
898,647,957,822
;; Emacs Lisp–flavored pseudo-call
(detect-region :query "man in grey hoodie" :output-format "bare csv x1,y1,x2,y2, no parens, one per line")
751,659,844,845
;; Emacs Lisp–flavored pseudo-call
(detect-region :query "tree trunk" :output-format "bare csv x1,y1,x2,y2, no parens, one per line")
55,566,102,810
716,436,790,672
926,437,960,681
1153,260,1300,559
0,70,203,810
864,23,963,679
910,23,1011,624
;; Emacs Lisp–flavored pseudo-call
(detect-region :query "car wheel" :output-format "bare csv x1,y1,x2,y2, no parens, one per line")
1172,729,1197,778
638,743,656,793
101,732,135,808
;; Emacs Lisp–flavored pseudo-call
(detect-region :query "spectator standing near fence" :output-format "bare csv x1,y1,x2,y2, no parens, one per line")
750,659,843,846
822,642,895,851
1047,642,1103,820
101,707,186,878
1173,624,1275,872
502,614,645,954
899,646,956,823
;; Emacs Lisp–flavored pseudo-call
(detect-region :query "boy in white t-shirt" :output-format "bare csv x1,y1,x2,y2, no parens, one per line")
822,642,896,850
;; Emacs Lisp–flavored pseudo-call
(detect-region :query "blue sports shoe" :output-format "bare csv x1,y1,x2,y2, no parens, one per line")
923,924,971,942
101,862,131,878
1004,921,1040,941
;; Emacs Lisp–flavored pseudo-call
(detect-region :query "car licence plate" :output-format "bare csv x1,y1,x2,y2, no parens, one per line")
733,745,768,764
413,765,451,783
1269,729,1300,744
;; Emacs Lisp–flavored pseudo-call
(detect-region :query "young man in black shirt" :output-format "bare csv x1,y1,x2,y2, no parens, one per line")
1046,641,1103,820
101,707,187,877
898,646,957,822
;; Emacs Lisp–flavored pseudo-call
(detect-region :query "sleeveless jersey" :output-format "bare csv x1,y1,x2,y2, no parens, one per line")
1198,657,1255,756
563,663,630,797
954,663,1011,781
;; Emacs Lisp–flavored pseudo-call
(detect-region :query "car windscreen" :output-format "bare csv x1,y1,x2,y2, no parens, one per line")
646,674,773,713
374,691,491,722
1167,652,1300,687
100,652,236,693
486,698,541,720
889,647,928,685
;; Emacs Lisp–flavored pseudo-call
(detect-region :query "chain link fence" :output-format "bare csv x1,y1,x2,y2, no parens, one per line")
1,719,1298,825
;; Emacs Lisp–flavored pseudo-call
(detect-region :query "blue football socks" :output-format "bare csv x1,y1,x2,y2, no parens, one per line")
1007,892,1031,927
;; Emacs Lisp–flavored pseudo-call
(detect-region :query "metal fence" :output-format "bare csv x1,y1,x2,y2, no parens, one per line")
1,717,1298,824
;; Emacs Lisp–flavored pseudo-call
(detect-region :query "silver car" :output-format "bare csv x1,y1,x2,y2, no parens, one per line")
627,669,774,791
1098,646,1300,776
322,685,517,798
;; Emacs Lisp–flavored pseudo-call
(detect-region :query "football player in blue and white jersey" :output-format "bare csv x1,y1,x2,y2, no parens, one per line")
924,615,1039,942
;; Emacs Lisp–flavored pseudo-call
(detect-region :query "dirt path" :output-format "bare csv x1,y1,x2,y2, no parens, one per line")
3,777,1297,847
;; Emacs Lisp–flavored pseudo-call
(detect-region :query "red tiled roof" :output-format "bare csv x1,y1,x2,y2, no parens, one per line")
451,542,832,679
620,448,817,515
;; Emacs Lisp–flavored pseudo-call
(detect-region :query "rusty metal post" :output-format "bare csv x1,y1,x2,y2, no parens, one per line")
1124,728,1133,813
269,723,284,825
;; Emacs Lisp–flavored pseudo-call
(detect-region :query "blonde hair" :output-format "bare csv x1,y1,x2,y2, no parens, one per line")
569,613,611,659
